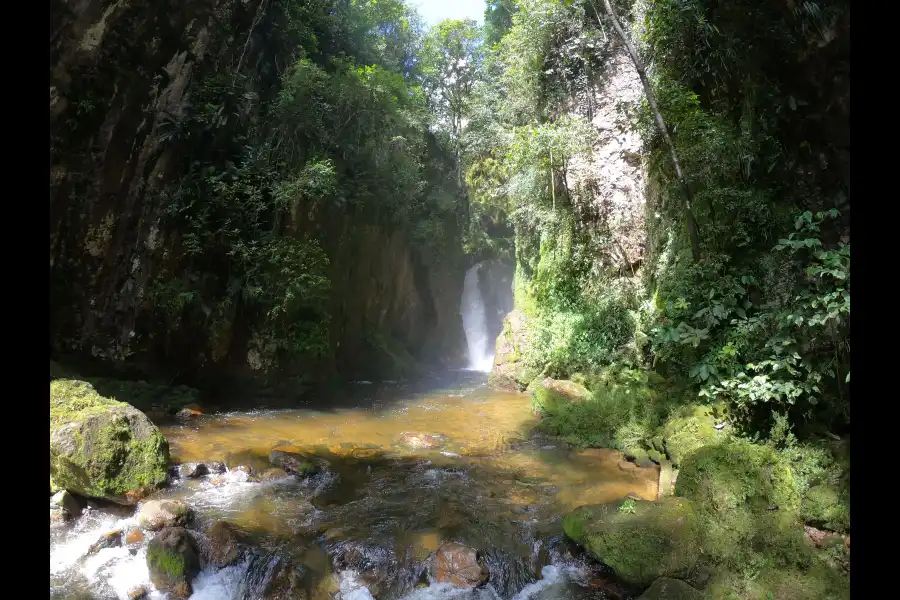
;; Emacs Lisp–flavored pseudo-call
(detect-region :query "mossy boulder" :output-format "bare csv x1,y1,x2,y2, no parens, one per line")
704,561,849,600
660,404,724,466
801,484,850,533
146,527,200,598
563,497,701,588
675,439,802,563
530,378,590,415
50,379,170,503
637,578,703,600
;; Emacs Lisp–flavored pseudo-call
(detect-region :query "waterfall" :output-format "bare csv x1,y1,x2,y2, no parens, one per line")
461,263,494,372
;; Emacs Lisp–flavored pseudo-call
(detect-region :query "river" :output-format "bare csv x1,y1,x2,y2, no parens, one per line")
50,369,659,600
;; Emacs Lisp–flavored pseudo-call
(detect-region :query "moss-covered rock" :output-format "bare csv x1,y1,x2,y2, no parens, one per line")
704,561,849,600
530,378,589,415
563,497,701,588
50,379,170,503
146,527,200,598
660,404,724,466
801,484,850,533
637,578,703,600
675,439,803,564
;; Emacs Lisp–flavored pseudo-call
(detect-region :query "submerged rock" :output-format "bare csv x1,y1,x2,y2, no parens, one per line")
138,499,193,531
146,527,200,598
428,542,489,588
529,378,590,416
398,432,445,450
269,445,320,477
50,379,170,504
563,497,701,588
637,577,703,600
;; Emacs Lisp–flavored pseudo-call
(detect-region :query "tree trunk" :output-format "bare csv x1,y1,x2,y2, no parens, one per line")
593,0,701,261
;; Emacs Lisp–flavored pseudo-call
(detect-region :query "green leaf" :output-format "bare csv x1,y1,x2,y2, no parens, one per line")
845,371,850,383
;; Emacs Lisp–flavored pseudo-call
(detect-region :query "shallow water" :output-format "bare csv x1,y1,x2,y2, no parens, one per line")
50,370,658,600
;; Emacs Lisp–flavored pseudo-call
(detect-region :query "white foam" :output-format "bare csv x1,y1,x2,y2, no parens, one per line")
337,570,377,600
190,557,251,599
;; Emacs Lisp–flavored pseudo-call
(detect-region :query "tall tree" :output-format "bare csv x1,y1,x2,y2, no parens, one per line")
420,19,483,185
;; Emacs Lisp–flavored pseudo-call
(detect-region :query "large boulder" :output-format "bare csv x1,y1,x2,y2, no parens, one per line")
563,497,701,588
138,499,193,531
50,379,169,503
529,378,590,415
488,310,539,391
674,439,801,561
146,527,201,598
428,542,489,588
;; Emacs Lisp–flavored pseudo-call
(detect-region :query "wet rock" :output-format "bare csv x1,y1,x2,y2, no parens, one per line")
50,506,68,523
637,577,703,600
173,461,227,479
428,542,489,588
398,432,445,450
529,378,589,416
87,529,123,554
250,467,292,483
125,528,145,545
411,532,442,561
204,521,245,568
146,527,200,599
563,497,701,588
269,445,320,476
51,489,86,519
138,499,193,531
50,379,169,504
176,403,203,419
127,586,148,600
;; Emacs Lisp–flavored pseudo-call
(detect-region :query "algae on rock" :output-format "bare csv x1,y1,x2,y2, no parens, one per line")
50,379,169,503
563,497,701,588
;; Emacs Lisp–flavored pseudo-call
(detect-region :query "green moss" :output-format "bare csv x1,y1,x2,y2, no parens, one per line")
637,578,703,600
801,484,850,533
531,379,587,415
705,561,849,600
675,439,806,568
563,498,701,588
50,379,170,500
148,545,186,578
660,404,724,465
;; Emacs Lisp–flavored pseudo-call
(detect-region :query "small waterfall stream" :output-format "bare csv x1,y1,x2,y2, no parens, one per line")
461,263,494,372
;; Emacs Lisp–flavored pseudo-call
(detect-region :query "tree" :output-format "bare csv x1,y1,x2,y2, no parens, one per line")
420,19,483,185
590,0,702,261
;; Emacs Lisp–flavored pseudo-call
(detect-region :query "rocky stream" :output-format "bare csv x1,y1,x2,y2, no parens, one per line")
50,370,661,600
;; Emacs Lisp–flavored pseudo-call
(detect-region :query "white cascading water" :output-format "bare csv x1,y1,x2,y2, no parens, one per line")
461,263,494,372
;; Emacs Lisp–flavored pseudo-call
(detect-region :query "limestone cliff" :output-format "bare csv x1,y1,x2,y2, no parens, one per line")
50,0,467,387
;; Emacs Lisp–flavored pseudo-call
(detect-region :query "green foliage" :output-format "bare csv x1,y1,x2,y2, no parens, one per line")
535,366,674,449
